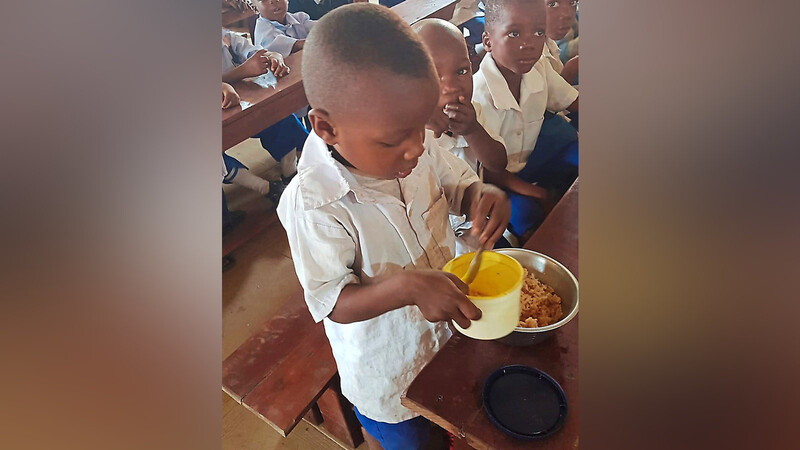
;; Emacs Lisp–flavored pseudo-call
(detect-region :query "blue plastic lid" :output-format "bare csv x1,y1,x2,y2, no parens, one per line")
482,364,568,440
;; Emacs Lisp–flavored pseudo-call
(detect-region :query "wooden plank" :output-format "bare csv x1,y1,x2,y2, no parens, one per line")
222,291,316,402
240,324,337,436
222,7,257,27
523,179,578,277
392,0,457,23
222,51,307,151
304,403,324,426
317,377,365,448
222,201,279,257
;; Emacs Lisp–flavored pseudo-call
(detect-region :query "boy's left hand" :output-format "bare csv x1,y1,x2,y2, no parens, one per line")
444,96,478,136
266,52,290,77
468,184,511,247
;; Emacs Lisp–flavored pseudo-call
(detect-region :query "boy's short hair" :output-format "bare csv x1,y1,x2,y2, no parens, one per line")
485,0,542,30
302,3,436,114
412,18,464,44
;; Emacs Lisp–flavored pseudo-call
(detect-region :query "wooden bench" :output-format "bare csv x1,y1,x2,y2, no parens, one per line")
222,290,365,447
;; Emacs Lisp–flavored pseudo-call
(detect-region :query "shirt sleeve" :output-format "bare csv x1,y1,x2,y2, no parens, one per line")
425,134,481,216
544,61,578,112
227,29,261,64
277,188,359,322
473,101,506,147
254,19,295,58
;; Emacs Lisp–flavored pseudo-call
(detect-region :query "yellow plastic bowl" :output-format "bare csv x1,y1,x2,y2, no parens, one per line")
442,251,524,340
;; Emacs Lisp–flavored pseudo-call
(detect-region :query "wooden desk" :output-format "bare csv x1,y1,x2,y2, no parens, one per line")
402,180,579,449
222,51,307,151
222,6,256,27
393,0,457,23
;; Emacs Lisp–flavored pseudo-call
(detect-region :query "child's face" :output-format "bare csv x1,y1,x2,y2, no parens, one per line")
311,73,439,180
483,0,547,76
545,0,577,41
420,30,474,110
257,0,289,22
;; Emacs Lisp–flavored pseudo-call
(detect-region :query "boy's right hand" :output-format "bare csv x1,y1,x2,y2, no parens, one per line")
222,82,240,109
240,49,271,78
426,109,450,138
399,270,482,329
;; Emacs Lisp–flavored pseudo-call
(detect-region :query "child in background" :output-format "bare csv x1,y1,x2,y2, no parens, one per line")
475,0,578,240
222,28,308,201
254,0,316,57
278,5,510,449
544,0,578,83
414,18,510,252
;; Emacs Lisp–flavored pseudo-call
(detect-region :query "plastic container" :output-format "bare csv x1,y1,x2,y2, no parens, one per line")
442,251,524,340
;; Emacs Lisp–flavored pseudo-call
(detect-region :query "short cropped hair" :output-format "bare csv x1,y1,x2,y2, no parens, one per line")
485,0,541,30
302,3,436,113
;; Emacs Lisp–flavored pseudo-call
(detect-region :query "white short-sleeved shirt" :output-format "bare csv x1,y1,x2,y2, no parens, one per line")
472,53,578,173
254,13,315,58
450,0,484,27
543,37,564,73
222,28,261,73
277,130,481,423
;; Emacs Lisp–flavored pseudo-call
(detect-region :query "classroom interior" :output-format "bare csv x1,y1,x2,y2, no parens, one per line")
222,0,579,448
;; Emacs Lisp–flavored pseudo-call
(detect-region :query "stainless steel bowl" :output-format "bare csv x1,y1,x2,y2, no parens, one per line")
493,248,579,346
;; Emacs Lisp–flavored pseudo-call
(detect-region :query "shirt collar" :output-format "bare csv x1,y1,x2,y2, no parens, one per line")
268,12,301,30
479,53,545,112
297,132,404,210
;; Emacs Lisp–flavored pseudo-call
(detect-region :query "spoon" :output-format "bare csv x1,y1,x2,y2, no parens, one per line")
462,246,486,286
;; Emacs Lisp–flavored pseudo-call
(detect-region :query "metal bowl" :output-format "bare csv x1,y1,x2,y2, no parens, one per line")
492,249,579,346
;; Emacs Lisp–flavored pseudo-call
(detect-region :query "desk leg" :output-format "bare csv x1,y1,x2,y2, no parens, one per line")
317,376,364,448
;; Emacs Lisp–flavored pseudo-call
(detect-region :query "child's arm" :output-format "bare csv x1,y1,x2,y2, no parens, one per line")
444,96,508,172
222,49,288,82
222,82,240,109
561,55,578,86
483,168,548,200
331,271,480,329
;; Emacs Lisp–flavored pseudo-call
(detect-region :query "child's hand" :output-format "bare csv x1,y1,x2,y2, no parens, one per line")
401,270,482,329
426,109,449,138
266,51,290,77
222,82,240,109
444,96,478,136
240,49,272,78
469,184,511,247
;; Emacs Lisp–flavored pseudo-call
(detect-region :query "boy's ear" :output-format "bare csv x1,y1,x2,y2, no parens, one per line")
308,109,337,145
482,31,492,52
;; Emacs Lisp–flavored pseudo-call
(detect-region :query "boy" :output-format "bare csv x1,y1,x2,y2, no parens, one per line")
253,0,315,57
475,0,579,240
277,5,510,449
222,28,308,202
543,0,578,75
414,18,510,251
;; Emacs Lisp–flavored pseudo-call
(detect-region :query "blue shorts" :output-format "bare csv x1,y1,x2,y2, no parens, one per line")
506,114,578,237
353,407,430,450
252,114,308,162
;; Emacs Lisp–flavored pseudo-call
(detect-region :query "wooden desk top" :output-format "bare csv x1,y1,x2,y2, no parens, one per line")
393,0,457,23
222,51,307,151
222,6,256,27
402,180,579,450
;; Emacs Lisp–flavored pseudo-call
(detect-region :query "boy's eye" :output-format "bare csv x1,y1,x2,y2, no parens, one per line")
507,31,519,38
570,0,578,6
457,68,469,76
535,30,545,37
379,142,398,148
548,1,558,7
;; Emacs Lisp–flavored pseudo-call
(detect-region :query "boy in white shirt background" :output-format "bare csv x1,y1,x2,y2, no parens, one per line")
475,0,579,241
254,0,316,57
277,5,510,449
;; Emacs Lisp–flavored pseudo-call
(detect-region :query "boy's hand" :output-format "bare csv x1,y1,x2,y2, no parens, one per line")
426,109,449,138
266,51,290,77
468,184,511,247
444,96,478,136
401,270,482,329
222,82,240,109
240,49,272,78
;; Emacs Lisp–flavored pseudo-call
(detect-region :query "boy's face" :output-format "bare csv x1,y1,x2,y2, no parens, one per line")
311,73,439,180
483,0,547,76
257,0,289,22
545,0,578,41
419,30,474,110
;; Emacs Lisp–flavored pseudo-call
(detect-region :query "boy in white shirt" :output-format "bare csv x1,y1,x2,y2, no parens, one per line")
475,0,579,240
253,0,316,57
414,18,512,251
277,5,510,449
545,0,578,83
